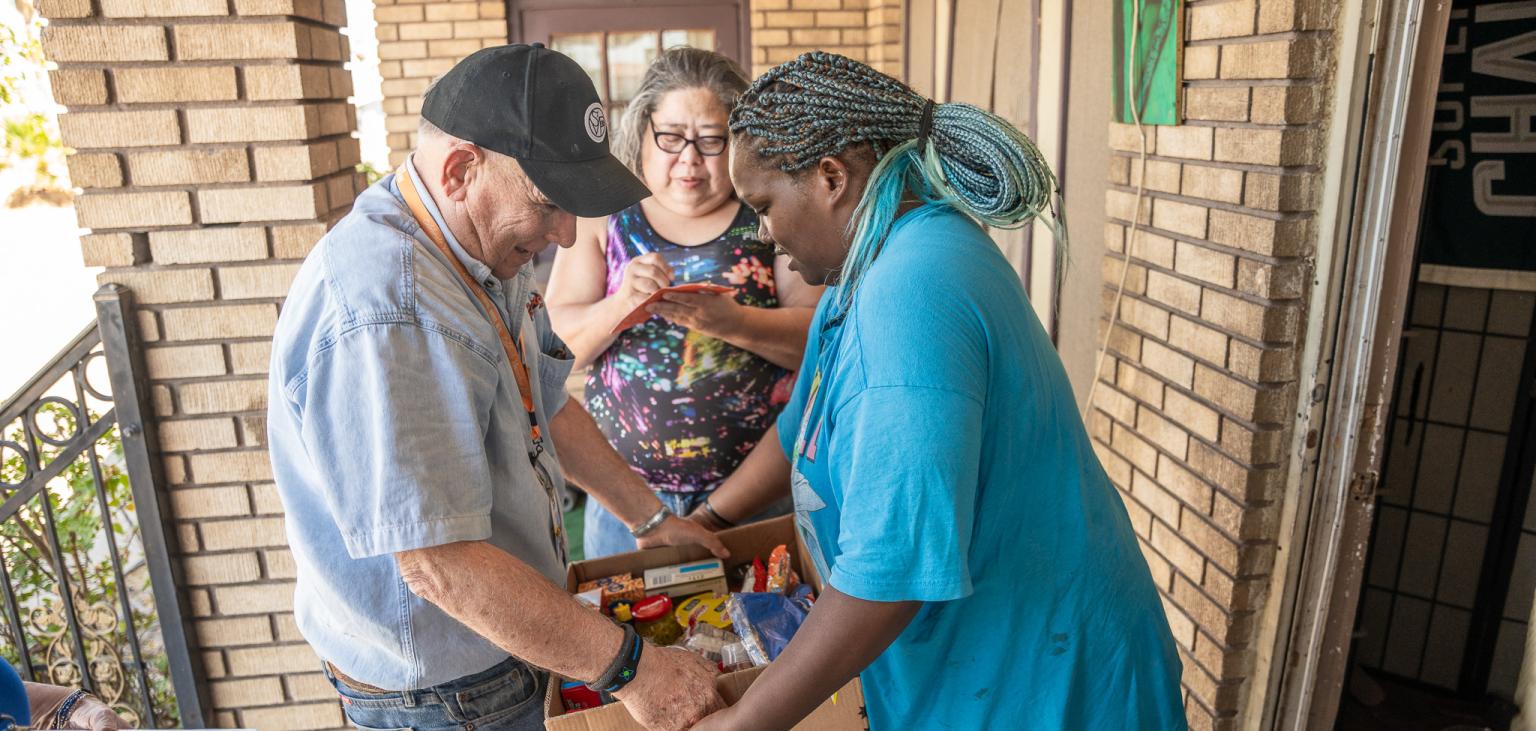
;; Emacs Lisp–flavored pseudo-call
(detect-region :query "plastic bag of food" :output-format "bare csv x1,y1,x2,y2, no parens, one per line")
720,640,754,673
682,623,739,663
726,584,815,666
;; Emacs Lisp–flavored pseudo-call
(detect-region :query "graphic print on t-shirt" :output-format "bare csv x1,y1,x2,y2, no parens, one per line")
791,370,832,583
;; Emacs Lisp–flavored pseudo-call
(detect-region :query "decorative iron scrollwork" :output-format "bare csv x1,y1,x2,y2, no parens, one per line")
27,591,141,727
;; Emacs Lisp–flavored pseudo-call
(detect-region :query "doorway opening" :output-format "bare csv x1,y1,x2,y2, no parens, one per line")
1310,3,1536,729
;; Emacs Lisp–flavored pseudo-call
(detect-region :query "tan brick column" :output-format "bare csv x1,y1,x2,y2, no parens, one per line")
375,0,507,168
749,0,874,79
1089,1,1334,729
863,0,903,79
39,0,363,726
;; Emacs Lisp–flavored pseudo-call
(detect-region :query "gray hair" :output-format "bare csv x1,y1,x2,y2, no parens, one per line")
418,76,452,141
615,47,749,178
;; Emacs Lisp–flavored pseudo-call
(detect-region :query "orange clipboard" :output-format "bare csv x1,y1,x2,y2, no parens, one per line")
611,282,734,334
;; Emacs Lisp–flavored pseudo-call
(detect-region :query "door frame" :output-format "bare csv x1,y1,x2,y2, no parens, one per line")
1248,0,1453,727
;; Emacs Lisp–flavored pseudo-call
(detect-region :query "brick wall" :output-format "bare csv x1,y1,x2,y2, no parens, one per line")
375,0,507,167
373,2,904,166
749,0,899,79
39,0,362,727
864,0,903,78
1090,1,1334,729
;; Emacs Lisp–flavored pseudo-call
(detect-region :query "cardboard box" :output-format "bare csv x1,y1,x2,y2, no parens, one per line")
543,515,867,730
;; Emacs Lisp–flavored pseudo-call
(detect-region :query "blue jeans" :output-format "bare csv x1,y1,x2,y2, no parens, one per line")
583,490,794,559
328,656,547,731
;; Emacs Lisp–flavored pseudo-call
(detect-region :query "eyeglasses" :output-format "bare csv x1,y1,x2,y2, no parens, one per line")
650,116,727,156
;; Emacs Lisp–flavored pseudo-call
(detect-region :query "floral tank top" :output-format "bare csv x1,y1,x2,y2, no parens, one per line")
585,201,794,492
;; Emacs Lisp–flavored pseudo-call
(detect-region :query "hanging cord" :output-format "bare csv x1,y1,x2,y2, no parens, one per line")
1085,0,1153,418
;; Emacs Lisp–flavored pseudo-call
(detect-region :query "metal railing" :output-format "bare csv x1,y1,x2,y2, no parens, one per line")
0,285,208,726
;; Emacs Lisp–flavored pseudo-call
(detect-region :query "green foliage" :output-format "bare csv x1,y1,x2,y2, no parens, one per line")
357,161,386,186
0,403,179,726
0,23,45,108
2,112,59,176
1,10,71,206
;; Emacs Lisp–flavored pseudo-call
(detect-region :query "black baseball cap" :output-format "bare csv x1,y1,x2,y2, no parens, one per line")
422,44,650,217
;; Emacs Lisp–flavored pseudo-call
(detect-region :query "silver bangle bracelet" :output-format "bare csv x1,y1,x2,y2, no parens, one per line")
629,506,671,538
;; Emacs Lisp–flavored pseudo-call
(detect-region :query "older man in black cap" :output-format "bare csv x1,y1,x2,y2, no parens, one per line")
267,45,728,731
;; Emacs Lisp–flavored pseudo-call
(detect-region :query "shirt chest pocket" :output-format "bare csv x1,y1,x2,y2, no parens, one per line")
535,349,574,412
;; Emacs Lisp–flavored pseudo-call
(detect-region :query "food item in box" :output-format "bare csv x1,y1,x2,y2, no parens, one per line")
643,559,728,599
632,595,685,646
739,558,766,593
574,587,603,610
576,573,644,610
728,584,815,666
765,545,792,593
681,624,738,663
559,681,607,711
719,640,754,673
610,601,633,622
675,592,732,630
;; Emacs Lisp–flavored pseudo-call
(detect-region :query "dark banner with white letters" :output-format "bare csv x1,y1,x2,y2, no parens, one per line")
1420,1,1536,272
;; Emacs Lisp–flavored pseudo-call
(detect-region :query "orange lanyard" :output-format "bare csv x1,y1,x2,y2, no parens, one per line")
396,167,545,452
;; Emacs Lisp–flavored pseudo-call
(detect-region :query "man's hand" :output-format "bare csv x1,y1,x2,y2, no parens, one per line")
613,645,724,731
637,515,729,558
647,292,743,339
69,696,127,731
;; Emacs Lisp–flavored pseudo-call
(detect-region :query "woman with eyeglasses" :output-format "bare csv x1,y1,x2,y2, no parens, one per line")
548,47,824,559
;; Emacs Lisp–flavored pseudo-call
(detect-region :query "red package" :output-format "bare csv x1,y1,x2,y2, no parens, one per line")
751,557,768,593
560,681,605,711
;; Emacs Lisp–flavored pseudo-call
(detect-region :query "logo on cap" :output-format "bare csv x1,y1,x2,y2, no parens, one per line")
583,102,607,144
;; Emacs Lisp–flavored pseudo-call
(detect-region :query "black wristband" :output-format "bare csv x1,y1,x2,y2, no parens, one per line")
701,498,736,528
588,622,643,694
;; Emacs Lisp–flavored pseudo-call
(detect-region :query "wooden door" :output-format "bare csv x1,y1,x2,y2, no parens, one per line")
906,0,1066,336
509,0,748,124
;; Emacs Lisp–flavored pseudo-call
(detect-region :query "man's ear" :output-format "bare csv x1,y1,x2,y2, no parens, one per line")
815,155,850,209
440,143,482,202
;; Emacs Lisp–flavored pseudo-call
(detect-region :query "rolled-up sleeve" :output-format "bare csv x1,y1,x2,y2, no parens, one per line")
299,322,500,559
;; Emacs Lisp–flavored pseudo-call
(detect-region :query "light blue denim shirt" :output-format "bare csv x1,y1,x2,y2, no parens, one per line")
267,158,575,690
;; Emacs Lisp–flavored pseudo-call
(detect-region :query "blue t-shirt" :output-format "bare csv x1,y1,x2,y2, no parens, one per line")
778,204,1186,729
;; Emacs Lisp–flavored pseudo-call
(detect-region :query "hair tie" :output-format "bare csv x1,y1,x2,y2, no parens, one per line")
917,98,936,151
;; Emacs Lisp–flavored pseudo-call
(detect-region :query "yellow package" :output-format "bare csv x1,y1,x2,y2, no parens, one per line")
675,592,733,629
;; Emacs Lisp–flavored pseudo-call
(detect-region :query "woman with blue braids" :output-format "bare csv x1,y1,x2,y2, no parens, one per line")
692,53,1186,730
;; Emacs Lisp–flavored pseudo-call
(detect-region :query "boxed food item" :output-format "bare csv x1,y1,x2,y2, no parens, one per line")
576,573,645,610
643,558,729,599
542,515,866,731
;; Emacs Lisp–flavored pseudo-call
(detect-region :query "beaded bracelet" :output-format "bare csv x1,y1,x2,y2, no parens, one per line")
56,689,88,726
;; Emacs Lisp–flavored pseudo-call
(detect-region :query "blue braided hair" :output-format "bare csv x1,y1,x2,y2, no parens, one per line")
729,51,1066,320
